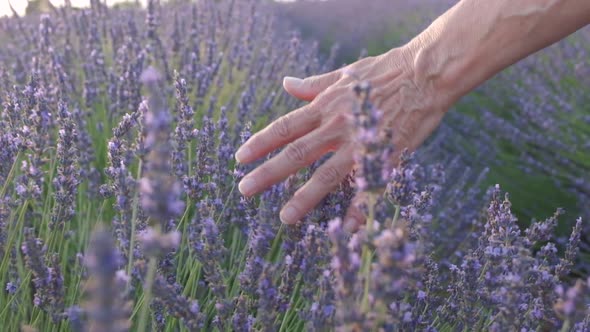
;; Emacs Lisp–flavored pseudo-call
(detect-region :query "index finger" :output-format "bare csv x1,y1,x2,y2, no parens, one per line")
234,103,322,164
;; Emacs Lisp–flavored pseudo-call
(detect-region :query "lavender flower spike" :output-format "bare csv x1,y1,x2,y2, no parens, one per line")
352,81,395,193
139,66,185,227
84,228,132,332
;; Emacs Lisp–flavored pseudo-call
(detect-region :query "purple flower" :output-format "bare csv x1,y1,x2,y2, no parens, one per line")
556,217,583,278
50,100,80,230
139,67,185,226
83,229,131,332
21,228,65,323
151,276,204,331
352,81,395,193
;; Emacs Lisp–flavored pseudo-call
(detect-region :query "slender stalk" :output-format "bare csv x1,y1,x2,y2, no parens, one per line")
391,204,400,228
279,279,303,332
138,254,158,332
214,183,235,225
559,320,571,332
0,200,28,279
360,193,376,313
137,221,160,332
126,160,143,291
0,151,20,198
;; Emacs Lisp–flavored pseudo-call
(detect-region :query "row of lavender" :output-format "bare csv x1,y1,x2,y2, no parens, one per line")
0,0,588,331
440,25,590,273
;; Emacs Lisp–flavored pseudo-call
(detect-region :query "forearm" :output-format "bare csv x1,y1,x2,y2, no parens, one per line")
404,0,590,107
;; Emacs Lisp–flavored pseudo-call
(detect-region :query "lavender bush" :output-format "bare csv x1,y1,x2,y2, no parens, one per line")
0,0,588,331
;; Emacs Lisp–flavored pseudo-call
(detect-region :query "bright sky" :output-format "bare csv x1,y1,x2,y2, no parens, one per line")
0,0,149,17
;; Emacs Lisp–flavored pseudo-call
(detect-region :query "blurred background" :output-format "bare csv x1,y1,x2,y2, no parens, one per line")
0,0,147,17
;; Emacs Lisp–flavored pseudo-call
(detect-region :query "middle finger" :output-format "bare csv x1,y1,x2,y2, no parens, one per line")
238,123,343,197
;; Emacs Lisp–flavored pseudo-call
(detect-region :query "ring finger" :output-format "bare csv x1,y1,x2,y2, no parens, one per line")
279,143,356,224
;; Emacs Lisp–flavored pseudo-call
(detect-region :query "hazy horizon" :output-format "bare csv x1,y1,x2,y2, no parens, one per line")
0,0,149,17
1,0,298,17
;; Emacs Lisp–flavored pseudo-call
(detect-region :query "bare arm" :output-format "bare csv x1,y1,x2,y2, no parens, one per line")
235,0,590,230
409,0,590,108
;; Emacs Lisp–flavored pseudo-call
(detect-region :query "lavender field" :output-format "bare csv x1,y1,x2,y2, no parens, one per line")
0,0,588,331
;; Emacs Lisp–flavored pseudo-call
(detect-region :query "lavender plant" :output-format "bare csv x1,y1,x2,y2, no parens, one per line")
0,1,587,331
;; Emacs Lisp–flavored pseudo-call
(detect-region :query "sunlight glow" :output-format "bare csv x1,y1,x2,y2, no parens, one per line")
1,0,150,17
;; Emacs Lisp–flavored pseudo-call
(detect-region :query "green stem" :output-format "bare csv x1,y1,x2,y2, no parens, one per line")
137,219,159,332
278,274,303,332
360,193,376,313
214,182,235,225
138,255,157,332
0,200,29,280
392,204,400,228
126,160,143,292
559,319,571,332
0,151,20,198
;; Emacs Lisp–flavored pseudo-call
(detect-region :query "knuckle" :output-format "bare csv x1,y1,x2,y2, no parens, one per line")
331,111,349,127
316,88,344,112
316,165,342,186
252,164,272,187
305,77,320,89
272,115,291,139
301,104,318,119
285,140,310,165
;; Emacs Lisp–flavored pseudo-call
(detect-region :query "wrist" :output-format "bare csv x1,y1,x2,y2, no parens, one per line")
407,29,474,111
401,0,590,112
389,36,458,114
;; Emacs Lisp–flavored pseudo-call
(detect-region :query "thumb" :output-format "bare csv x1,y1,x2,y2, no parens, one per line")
283,70,341,102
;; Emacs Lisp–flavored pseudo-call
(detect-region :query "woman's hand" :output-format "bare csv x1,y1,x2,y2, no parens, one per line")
234,46,449,232
233,0,590,232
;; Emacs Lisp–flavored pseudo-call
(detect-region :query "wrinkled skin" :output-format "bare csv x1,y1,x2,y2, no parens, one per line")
234,47,448,232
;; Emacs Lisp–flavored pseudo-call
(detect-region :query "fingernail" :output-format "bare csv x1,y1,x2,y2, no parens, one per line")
343,217,358,233
280,205,298,224
284,76,303,88
238,177,256,196
235,146,251,163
